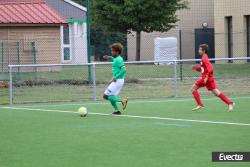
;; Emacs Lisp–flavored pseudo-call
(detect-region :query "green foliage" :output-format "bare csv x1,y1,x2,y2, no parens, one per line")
93,0,188,60
91,31,127,61
72,0,189,60
93,0,188,33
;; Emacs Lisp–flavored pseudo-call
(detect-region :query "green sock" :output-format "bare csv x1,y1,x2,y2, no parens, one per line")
110,100,118,111
108,95,122,103
109,95,122,103
108,96,119,110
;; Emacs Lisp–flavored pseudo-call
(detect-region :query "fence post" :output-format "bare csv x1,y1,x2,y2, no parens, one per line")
32,41,38,79
92,63,97,101
17,42,20,80
179,30,183,80
32,41,36,64
86,0,92,82
17,42,20,65
1,42,3,73
173,60,178,97
9,66,13,104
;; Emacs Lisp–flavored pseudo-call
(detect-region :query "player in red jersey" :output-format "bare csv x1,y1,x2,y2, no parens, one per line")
191,44,235,112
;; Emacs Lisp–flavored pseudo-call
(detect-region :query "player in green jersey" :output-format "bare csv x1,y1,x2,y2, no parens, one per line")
103,43,128,115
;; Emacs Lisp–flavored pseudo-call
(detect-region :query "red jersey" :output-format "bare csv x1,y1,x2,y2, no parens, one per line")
195,54,214,79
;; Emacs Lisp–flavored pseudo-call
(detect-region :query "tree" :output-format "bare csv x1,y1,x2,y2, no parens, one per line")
93,0,188,61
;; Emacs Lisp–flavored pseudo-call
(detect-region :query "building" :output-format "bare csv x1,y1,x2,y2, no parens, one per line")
214,0,250,61
0,0,88,75
128,0,250,62
127,0,214,61
47,0,88,64
0,0,67,72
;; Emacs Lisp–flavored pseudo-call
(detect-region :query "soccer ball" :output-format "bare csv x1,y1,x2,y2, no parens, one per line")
78,107,88,117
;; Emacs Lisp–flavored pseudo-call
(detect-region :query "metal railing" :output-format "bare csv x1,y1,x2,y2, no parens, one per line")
7,57,250,104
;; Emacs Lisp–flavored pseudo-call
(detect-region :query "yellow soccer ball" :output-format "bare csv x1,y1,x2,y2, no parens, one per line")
78,107,88,117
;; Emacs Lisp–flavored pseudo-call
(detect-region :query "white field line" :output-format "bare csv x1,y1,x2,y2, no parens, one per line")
1,106,250,126
7,96,250,108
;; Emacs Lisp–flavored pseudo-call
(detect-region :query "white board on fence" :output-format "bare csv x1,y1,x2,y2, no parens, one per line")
154,37,177,65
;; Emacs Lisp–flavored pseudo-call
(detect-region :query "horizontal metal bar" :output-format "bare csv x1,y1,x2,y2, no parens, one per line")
8,57,250,68
8,63,94,68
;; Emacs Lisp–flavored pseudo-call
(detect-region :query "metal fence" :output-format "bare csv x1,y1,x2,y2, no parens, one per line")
0,40,37,73
1,30,249,68
7,57,250,104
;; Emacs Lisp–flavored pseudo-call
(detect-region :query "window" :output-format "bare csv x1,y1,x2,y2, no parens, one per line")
246,15,250,62
63,25,70,45
77,23,84,37
72,23,84,37
64,47,70,61
226,16,233,63
61,24,71,62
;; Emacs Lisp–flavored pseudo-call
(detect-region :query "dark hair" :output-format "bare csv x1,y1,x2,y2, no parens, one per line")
199,44,209,53
111,43,123,54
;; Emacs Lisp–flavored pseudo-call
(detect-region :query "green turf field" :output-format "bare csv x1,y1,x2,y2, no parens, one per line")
0,96,249,167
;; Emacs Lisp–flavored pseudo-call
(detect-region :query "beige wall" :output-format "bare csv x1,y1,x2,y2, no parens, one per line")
127,0,214,61
179,0,214,59
0,26,61,70
214,0,250,58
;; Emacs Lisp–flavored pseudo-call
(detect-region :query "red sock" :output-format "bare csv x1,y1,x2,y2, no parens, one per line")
218,93,232,105
192,90,203,106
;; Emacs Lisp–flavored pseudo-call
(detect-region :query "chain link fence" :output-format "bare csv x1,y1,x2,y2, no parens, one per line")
8,64,93,104
1,29,250,104
0,39,41,104
1,30,249,66
176,58,250,97
91,31,128,61
6,57,250,104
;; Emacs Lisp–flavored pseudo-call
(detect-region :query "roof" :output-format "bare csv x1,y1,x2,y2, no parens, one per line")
0,0,67,24
63,0,86,11
47,0,86,21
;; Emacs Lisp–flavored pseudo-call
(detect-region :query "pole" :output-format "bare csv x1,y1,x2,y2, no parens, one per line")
17,42,20,65
17,42,20,79
92,64,96,101
86,0,92,81
1,42,3,72
32,42,37,64
247,17,250,63
173,60,178,98
179,30,183,80
9,66,13,104
32,41,38,79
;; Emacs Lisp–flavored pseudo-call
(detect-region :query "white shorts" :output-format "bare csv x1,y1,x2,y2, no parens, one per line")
104,79,124,96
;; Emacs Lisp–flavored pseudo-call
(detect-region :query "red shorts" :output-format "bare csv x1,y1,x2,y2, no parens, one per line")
195,77,217,91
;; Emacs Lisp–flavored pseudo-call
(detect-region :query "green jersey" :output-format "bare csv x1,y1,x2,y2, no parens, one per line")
109,55,126,79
